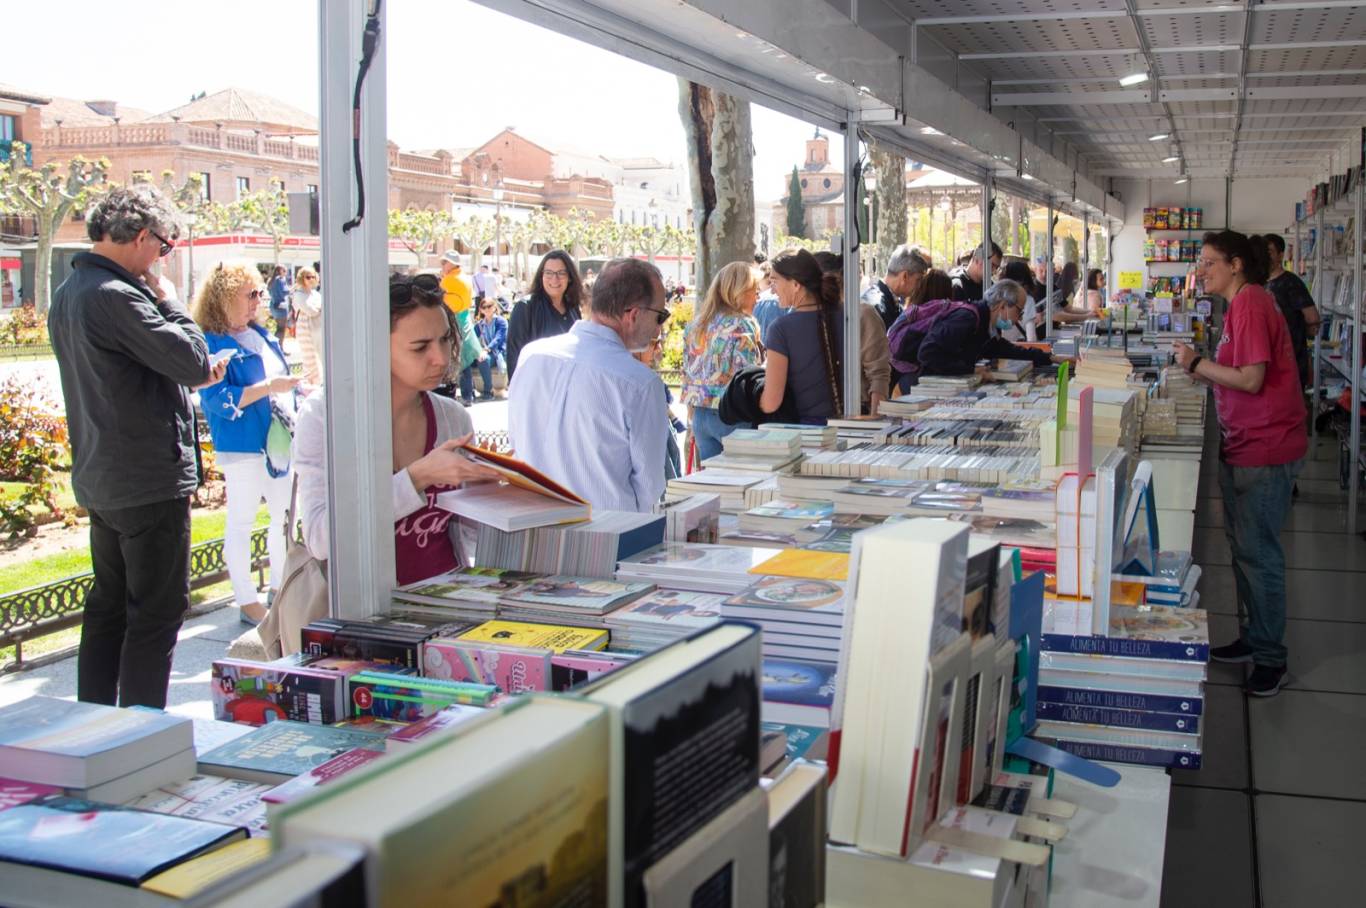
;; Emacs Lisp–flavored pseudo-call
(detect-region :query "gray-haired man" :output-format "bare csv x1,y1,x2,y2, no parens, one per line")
48,185,226,709
862,244,930,332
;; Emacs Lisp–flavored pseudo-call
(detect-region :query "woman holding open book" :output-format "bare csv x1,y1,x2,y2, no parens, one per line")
293,274,502,585
683,261,763,461
1173,230,1306,698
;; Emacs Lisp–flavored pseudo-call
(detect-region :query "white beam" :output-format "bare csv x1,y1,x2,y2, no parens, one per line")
914,2,1359,28
320,0,394,618
1247,84,1366,100
1159,88,1241,102
1250,39,1366,51
991,90,1154,107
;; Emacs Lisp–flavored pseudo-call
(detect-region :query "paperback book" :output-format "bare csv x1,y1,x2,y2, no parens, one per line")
126,774,272,837
196,721,387,786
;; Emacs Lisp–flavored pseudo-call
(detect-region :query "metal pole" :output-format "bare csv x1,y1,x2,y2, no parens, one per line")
320,0,395,618
1351,179,1362,534
1081,212,1090,311
842,114,861,417
981,178,992,292
1308,211,1320,441
1045,201,1055,329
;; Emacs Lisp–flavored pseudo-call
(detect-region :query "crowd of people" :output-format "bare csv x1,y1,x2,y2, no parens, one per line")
47,180,1314,707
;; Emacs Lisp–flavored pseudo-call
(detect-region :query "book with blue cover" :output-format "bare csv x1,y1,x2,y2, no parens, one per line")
0,795,246,884
196,720,386,785
0,696,193,788
1036,701,1200,734
1040,603,1209,662
1036,684,1203,717
762,659,837,727
1052,738,1202,770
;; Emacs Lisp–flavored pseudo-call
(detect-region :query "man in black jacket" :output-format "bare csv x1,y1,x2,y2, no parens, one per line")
861,245,929,332
48,186,225,709
949,242,1002,301
918,279,1058,376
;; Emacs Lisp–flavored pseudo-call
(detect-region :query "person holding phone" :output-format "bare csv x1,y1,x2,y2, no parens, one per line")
193,262,302,625
48,185,225,709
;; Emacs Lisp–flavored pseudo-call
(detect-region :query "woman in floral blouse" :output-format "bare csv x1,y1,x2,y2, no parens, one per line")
683,261,763,461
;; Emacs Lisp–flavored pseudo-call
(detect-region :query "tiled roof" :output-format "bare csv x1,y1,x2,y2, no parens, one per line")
142,87,317,135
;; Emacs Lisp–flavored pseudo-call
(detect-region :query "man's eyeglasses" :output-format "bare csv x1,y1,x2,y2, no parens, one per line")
634,306,670,326
149,229,174,257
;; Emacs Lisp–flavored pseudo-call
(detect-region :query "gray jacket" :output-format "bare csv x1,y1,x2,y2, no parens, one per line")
48,252,212,510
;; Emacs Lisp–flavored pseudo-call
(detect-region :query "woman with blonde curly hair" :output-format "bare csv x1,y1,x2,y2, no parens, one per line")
193,262,300,625
682,261,762,461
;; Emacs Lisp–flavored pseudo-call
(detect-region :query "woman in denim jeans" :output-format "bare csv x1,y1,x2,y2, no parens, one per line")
1174,231,1307,697
682,262,762,461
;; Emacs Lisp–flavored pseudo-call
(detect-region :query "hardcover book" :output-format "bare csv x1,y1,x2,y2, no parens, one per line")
0,696,193,789
767,761,827,908
503,575,654,614
346,671,498,721
458,619,609,653
0,795,246,885
395,566,542,604
196,721,386,786
422,638,553,694
1036,684,1203,716
1036,701,1200,734
550,650,638,691
1041,602,1210,662
210,657,353,727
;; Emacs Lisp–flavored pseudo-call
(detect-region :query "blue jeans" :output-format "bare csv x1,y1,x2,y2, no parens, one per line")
691,405,748,463
1219,458,1303,668
459,366,475,403
477,352,505,398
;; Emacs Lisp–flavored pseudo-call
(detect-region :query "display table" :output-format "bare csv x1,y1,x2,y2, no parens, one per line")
1048,763,1171,908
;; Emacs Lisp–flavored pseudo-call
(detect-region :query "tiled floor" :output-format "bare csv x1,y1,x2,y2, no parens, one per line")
1161,424,1366,908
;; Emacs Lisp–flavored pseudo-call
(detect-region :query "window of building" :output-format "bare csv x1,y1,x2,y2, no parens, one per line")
0,116,13,141
306,183,318,197
823,178,832,189
236,176,250,198
199,172,212,200
800,178,808,188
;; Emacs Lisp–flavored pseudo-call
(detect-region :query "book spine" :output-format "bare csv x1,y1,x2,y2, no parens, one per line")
1040,632,1208,662
1037,684,1203,716
1053,738,1201,770
1036,701,1200,734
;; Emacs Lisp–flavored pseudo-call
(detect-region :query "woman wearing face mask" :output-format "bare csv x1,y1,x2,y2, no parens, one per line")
1173,231,1305,698
292,274,502,586
916,278,1061,376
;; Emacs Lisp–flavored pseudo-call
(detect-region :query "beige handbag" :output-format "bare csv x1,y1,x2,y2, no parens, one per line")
255,476,329,658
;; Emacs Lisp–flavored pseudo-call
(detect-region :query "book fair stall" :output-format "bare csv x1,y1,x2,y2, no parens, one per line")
3,1,1363,906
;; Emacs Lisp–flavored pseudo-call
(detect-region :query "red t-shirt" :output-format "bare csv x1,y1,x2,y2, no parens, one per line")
393,394,460,585
1213,284,1307,467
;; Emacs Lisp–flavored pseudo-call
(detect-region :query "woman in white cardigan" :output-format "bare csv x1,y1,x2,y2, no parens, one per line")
293,274,501,583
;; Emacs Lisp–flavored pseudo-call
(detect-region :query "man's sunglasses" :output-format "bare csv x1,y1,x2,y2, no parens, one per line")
635,306,670,326
149,229,174,257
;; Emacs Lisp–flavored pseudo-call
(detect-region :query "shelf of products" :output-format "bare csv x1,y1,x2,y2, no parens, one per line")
1142,207,1204,231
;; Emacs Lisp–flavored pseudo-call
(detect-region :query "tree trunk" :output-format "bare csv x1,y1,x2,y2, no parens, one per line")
870,143,907,274
679,80,755,300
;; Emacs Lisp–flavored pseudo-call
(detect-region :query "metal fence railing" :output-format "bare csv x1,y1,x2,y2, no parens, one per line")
0,526,269,671
0,343,54,360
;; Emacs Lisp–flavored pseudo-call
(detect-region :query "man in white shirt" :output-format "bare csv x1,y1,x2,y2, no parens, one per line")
509,258,670,512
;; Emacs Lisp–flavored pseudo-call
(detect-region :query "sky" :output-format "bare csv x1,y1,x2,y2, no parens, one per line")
4,0,840,203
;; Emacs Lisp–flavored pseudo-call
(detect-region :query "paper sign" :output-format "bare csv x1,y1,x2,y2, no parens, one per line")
1154,298,1173,313
1118,271,1144,290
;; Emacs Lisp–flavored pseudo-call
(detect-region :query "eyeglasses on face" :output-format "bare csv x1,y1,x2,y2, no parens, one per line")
148,229,174,257
1196,256,1226,270
246,289,263,301
542,268,569,281
634,306,670,326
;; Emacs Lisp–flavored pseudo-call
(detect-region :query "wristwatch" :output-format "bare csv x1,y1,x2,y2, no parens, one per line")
1187,355,1203,374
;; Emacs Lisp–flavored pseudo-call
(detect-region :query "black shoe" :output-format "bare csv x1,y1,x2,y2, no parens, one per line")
1210,639,1255,663
1293,482,1300,498
1247,664,1286,697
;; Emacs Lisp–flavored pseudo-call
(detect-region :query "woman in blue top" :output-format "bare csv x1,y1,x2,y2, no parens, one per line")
474,297,508,400
193,262,301,625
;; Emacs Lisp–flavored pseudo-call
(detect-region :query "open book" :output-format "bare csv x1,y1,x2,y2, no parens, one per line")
436,445,591,531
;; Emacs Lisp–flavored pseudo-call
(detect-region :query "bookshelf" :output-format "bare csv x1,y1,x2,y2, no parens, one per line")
1295,175,1363,534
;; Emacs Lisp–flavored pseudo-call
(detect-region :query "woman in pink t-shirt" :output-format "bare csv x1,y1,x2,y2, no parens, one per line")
294,274,502,586
1174,230,1306,698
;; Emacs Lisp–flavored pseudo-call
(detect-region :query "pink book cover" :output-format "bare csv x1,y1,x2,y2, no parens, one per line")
260,747,386,805
386,705,486,746
421,638,552,695
0,778,62,811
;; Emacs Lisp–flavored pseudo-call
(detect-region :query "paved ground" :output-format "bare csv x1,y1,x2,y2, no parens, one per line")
0,603,239,720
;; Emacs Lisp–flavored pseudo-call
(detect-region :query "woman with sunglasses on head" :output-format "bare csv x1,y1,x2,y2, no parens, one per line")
474,297,508,401
193,263,301,625
1173,231,1306,698
506,250,583,380
683,261,763,461
293,274,503,588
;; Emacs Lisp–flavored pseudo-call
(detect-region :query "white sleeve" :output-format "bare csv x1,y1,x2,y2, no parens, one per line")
427,393,479,564
627,378,670,511
292,393,332,562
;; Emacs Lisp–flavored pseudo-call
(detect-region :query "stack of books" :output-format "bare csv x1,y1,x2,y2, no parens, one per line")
720,426,804,458
495,576,656,624
1036,602,1209,769
989,359,1033,382
393,566,542,622
916,374,982,392
615,542,784,594
721,575,846,663
1068,385,1140,455
474,511,664,577
602,588,726,651
800,444,1040,483
1075,348,1135,390
738,498,835,533
665,470,764,512
655,493,720,543
758,421,837,448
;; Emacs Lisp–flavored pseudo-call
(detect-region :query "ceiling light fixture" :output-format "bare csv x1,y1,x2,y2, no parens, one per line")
1175,176,1189,184
921,126,943,136
1149,133,1170,141
1119,72,1149,87
1163,155,1180,163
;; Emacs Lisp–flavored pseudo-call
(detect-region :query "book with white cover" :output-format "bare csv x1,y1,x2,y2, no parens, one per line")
829,519,971,858
436,482,590,532
640,785,768,908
